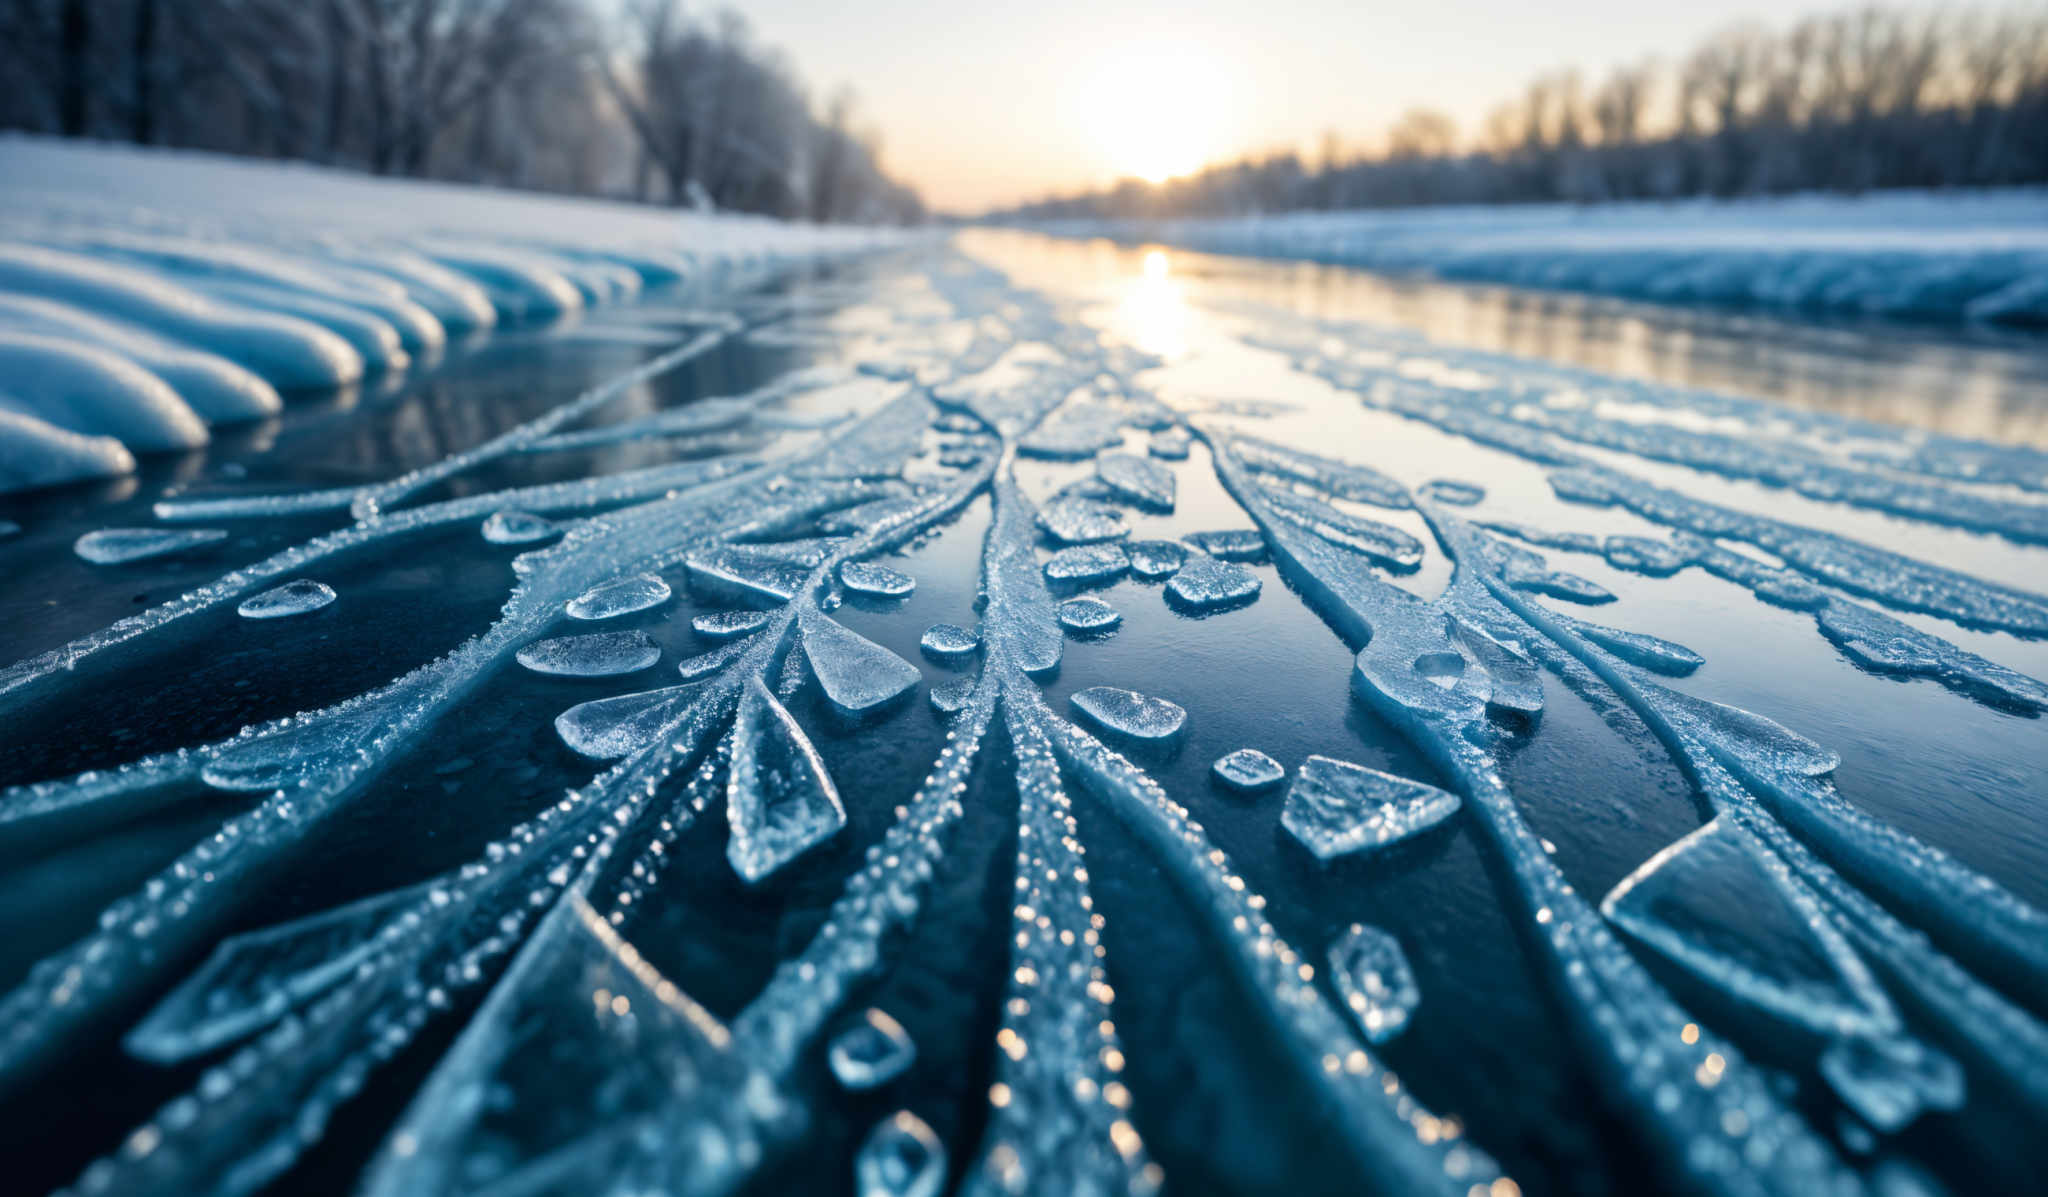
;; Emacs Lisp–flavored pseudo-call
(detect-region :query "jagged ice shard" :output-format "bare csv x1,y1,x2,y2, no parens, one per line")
727,675,846,884
1281,756,1461,860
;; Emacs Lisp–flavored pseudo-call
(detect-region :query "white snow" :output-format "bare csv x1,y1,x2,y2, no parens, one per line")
0,136,908,492
1042,189,2048,324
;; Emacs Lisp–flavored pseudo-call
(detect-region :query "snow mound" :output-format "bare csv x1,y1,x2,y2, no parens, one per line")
0,407,134,491
0,136,909,493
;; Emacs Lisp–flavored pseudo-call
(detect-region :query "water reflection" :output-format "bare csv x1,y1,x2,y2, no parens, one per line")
962,230,2048,447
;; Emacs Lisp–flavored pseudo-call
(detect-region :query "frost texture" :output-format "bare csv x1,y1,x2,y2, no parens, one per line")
1057,596,1122,633
1165,553,1261,610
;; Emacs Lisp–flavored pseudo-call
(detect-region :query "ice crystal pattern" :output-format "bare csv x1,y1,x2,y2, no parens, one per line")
0,246,2043,1197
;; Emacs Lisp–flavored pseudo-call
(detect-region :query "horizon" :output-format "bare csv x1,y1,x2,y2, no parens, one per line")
734,0,1955,213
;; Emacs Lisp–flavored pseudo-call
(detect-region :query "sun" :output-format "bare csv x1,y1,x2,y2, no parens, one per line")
1076,45,1227,185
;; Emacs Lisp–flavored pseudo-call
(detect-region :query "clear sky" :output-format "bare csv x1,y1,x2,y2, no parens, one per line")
729,0,1879,213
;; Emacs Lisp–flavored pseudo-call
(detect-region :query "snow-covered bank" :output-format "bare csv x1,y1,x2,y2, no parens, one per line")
0,137,908,494
1034,189,2048,325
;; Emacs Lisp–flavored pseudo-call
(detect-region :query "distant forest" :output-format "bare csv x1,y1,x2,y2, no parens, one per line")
994,4,2048,221
0,0,927,224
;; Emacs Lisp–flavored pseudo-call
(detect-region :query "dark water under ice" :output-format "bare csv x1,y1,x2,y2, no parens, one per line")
0,238,2044,1196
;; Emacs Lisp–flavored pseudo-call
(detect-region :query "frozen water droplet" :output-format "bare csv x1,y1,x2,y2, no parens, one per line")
829,1008,917,1090
1327,923,1419,1043
1149,427,1191,460
1057,596,1121,633
1043,543,1129,585
1070,686,1185,741
1281,756,1460,860
1182,529,1265,561
125,882,434,1063
842,561,916,598
1422,480,1483,506
0,519,19,539
801,608,922,715
1166,554,1261,611
565,572,671,620
479,510,557,545
1212,748,1284,793
1819,1036,1964,1134
1126,539,1186,579
1096,452,1175,510
1037,497,1126,544
75,527,227,565
516,631,660,677
555,684,701,758
693,609,771,640
854,1110,945,1197
728,675,845,884
919,623,980,661
929,676,976,713
236,579,335,620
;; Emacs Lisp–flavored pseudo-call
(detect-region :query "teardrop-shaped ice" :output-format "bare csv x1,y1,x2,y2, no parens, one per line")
1037,497,1127,544
1572,619,1704,676
554,684,702,759
1327,923,1420,1043
565,572,671,620
801,608,922,715
1070,685,1185,741
201,712,378,792
1057,596,1121,633
236,579,336,620
919,623,980,661
693,609,771,640
1166,554,1261,611
1126,539,1186,579
677,638,753,680
854,1111,945,1197
516,630,660,677
1096,452,1175,510
1043,543,1129,585
480,510,558,545
1280,755,1460,860
842,561,916,598
1211,748,1284,793
75,526,227,565
828,1008,917,1090
727,675,846,884
1422,479,1484,505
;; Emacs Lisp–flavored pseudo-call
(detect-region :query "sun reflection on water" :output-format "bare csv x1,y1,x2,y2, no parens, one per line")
1117,247,1188,360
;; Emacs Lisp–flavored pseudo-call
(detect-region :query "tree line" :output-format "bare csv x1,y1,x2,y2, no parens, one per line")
0,0,925,224
993,4,2048,221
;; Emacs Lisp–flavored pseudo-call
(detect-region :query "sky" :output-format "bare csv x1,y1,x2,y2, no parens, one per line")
729,0,1877,213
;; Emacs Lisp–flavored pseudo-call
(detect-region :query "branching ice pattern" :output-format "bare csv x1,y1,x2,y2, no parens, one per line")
1,247,2044,1197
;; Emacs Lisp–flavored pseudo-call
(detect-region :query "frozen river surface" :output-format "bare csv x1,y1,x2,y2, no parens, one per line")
1,231,2046,1197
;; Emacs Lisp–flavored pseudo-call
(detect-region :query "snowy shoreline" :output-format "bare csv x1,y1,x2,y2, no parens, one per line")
0,137,909,494
1027,188,2048,326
